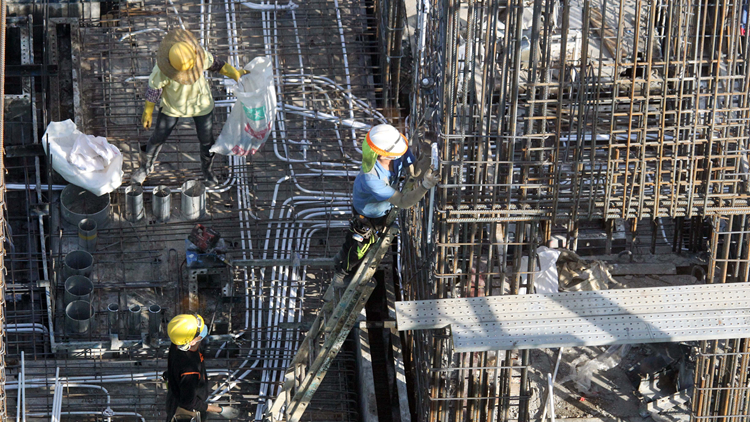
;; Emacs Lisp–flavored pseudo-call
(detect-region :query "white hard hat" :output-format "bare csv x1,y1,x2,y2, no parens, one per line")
366,124,408,158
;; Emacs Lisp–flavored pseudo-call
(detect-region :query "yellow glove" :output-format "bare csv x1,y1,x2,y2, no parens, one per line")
220,63,248,82
142,101,155,129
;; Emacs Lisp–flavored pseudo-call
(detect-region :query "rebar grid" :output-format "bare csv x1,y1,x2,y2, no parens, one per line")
401,0,750,421
0,0,8,418
693,215,750,422
3,0,389,417
417,0,750,224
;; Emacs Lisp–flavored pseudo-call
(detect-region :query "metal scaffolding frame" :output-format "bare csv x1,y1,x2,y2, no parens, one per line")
400,0,750,420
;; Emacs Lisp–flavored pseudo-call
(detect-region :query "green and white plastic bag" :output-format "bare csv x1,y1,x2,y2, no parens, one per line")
212,57,277,156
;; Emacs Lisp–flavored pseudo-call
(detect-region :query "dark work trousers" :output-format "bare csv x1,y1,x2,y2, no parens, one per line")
335,212,390,278
142,108,215,172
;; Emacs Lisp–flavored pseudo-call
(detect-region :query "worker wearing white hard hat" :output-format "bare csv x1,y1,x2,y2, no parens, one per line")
131,29,247,187
332,124,438,286
165,314,240,421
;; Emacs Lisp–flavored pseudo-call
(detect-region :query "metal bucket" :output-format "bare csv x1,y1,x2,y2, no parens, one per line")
77,218,98,252
181,180,205,220
128,305,142,335
65,300,94,333
125,184,145,222
63,250,93,279
148,304,162,340
152,186,172,222
107,303,119,335
60,184,110,227
64,275,93,306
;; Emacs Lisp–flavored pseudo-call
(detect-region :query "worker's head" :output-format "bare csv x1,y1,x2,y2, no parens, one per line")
168,314,208,351
157,29,204,85
168,42,196,72
362,124,408,172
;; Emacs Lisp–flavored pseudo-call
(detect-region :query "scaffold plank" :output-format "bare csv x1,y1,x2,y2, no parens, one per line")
451,309,750,351
395,283,750,331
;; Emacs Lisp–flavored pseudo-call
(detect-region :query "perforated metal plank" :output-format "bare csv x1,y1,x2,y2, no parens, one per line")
451,309,750,351
395,284,750,330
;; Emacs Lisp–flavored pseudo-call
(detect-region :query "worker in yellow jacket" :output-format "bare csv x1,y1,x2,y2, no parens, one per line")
132,29,246,187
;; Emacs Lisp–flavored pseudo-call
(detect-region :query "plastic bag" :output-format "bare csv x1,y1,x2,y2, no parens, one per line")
42,120,123,196
560,344,632,392
518,246,561,294
212,57,277,156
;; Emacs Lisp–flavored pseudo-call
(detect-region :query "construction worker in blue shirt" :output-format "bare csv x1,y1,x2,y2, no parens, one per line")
332,124,438,286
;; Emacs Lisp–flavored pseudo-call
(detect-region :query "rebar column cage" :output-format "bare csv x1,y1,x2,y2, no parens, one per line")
401,0,750,420
0,0,8,418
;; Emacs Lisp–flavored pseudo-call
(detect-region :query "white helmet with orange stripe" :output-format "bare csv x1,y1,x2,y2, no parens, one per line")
366,124,408,158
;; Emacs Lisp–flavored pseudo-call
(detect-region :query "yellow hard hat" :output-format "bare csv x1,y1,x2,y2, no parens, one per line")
168,42,196,72
168,314,205,350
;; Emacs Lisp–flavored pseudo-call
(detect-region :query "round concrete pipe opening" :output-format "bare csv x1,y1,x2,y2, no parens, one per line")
148,305,162,340
64,275,93,306
129,305,142,335
77,218,98,252
63,250,94,278
107,303,120,334
125,184,145,222
65,300,94,333
152,186,172,222
60,184,110,227
181,180,206,220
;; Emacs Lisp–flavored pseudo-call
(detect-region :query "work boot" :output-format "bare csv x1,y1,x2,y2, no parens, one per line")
201,152,219,187
131,144,160,185
332,268,347,288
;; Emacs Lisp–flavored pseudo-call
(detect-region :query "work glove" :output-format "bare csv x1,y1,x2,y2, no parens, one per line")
411,148,432,178
142,101,156,129
220,63,248,82
421,169,439,190
217,406,241,419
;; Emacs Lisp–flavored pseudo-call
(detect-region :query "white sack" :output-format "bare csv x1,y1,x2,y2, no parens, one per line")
211,57,277,156
42,120,123,196
519,246,561,294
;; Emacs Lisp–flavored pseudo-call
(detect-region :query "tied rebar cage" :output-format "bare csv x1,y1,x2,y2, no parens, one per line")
694,215,750,421
416,0,750,224
401,0,750,420
0,0,8,418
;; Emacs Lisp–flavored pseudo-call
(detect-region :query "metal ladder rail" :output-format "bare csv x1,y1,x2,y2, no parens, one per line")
265,213,398,422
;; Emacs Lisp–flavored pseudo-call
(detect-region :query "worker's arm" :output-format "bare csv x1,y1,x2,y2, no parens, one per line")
176,373,208,413
203,51,247,82
219,63,248,81
143,65,169,129
387,169,438,209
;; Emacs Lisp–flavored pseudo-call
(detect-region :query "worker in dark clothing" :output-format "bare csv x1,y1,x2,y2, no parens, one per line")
165,314,240,421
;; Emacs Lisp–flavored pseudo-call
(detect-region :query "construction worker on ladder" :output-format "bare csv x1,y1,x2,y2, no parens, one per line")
332,124,438,286
165,314,240,421
132,28,247,187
